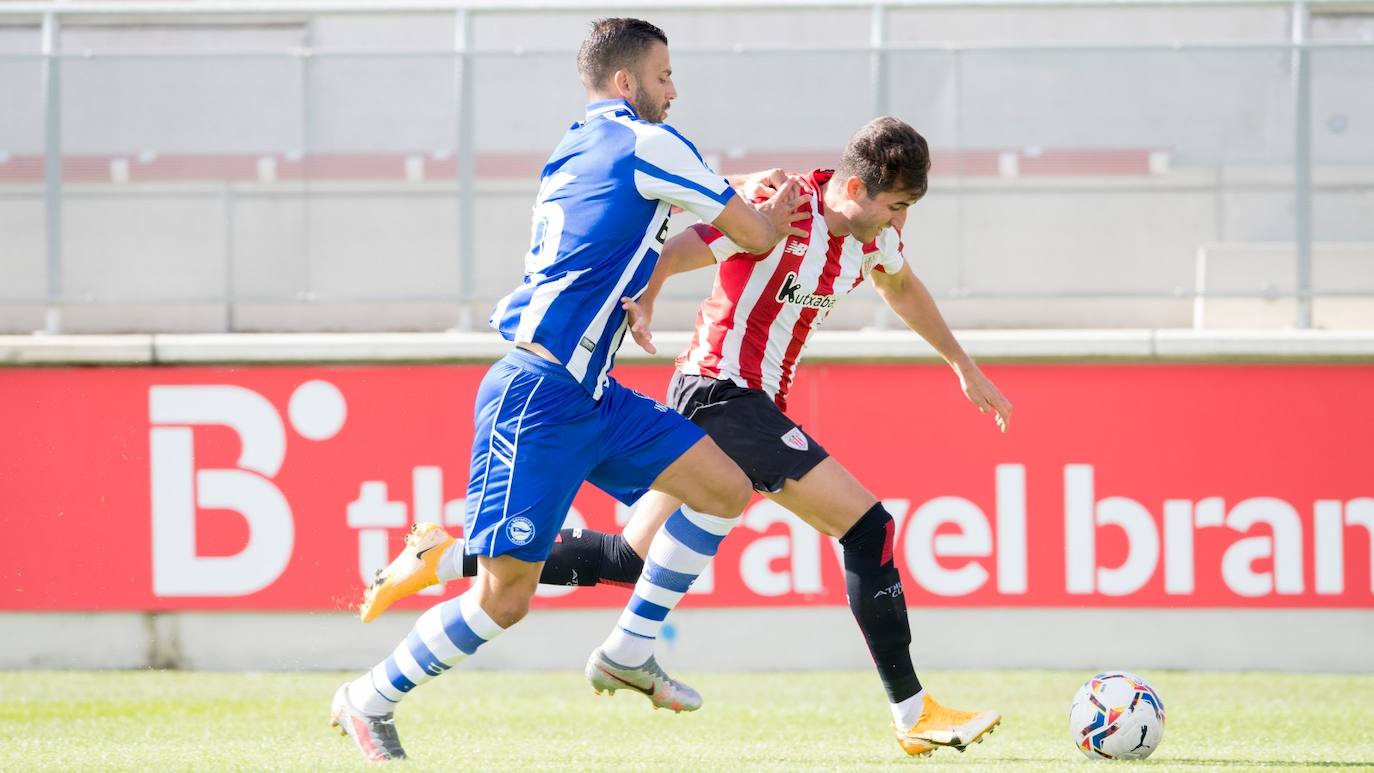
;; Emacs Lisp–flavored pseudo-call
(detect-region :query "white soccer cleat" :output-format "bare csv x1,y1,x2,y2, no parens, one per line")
585,647,702,713
330,683,407,762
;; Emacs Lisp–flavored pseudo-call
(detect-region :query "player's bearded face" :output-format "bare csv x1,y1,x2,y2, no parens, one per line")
633,81,670,123
628,43,675,123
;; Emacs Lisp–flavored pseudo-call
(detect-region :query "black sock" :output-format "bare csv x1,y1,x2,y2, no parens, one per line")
840,502,922,704
461,528,644,588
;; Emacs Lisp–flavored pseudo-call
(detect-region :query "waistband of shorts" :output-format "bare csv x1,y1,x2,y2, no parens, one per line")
503,346,581,384
675,369,758,394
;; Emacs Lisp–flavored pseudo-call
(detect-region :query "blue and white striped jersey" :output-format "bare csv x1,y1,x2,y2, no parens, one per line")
490,98,737,400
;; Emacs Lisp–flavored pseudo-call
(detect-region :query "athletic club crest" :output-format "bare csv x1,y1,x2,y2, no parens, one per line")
780,428,809,451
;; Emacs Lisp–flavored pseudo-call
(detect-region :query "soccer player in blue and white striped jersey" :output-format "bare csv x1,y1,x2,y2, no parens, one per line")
331,17,807,761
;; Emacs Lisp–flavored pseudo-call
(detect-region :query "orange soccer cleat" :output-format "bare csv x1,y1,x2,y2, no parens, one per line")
358,522,455,623
894,693,1002,756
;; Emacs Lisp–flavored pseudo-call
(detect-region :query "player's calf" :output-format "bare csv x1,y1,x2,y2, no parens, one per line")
840,502,948,749
840,503,921,703
342,591,506,724
497,527,646,588
592,506,737,708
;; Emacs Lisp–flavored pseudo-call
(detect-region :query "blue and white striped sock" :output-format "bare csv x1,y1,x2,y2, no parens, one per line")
601,505,737,666
348,589,504,716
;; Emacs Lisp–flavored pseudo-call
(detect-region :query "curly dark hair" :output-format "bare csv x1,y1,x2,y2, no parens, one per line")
577,18,668,91
837,117,931,199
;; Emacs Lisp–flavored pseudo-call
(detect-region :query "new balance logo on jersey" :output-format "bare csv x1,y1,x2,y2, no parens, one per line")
783,241,808,257
781,427,809,451
776,272,837,309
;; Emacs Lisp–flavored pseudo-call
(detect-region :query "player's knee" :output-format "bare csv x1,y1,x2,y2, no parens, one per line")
487,599,530,628
720,469,752,516
719,464,752,516
683,464,750,517
710,472,751,517
481,588,533,628
840,502,896,570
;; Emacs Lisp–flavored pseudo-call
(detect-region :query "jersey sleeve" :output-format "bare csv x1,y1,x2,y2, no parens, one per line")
630,124,737,223
870,226,907,275
688,223,746,263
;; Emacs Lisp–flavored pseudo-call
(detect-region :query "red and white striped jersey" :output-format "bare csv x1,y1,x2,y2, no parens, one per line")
676,169,906,410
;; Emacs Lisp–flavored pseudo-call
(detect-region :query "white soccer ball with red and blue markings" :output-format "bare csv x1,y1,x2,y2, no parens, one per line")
1069,671,1166,760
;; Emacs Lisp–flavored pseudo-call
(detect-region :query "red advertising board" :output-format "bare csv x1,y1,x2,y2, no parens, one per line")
1,363,1370,611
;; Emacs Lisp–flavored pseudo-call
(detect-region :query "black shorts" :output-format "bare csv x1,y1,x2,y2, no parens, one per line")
666,372,829,493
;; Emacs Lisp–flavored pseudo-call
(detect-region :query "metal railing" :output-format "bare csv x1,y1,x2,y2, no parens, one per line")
1,0,1372,332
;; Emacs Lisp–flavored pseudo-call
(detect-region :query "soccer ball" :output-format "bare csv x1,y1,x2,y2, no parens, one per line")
1068,671,1166,760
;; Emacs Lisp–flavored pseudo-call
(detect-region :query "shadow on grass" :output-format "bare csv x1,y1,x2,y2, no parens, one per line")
974,758,1374,769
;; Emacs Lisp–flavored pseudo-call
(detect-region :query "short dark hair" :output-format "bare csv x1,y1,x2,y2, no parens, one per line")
837,117,931,200
577,18,668,91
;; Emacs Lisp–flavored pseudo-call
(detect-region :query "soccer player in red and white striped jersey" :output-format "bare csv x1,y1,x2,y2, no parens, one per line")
621,117,1013,756
674,167,909,411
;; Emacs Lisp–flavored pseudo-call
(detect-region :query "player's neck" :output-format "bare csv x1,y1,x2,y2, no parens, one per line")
819,178,855,239
586,90,630,116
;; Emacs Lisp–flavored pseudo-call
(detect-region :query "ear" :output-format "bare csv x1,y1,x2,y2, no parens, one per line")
611,68,635,100
844,174,866,201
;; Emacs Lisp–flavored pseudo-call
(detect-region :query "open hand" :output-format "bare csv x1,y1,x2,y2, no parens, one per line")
621,296,656,354
958,364,1013,433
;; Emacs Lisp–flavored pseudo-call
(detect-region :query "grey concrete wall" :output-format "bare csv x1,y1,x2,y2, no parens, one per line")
3,169,1372,333
7,29,1370,162
2,608,1370,672
1,7,1366,159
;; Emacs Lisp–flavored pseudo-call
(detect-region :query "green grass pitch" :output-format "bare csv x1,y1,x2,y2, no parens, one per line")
2,670,1371,771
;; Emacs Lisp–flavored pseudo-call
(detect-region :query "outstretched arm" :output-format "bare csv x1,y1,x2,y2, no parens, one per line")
632,131,804,256
871,261,1013,432
620,227,717,355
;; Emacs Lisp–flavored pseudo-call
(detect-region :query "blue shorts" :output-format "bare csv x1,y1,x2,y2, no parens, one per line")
463,349,705,562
